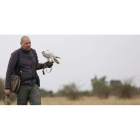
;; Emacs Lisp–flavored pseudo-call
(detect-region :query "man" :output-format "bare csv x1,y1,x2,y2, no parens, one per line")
5,36,53,105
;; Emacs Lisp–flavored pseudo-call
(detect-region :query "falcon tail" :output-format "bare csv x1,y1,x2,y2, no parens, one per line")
56,56,61,59
54,57,60,64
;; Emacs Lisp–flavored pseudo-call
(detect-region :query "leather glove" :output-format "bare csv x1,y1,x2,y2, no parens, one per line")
43,61,53,69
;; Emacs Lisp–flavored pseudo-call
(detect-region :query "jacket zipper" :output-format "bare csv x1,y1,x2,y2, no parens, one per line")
29,52,33,83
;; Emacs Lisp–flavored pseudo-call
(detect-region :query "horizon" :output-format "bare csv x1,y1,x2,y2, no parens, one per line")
1,35,140,92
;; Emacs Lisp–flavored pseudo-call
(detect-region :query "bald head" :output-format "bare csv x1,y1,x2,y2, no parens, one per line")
21,36,30,43
20,36,31,51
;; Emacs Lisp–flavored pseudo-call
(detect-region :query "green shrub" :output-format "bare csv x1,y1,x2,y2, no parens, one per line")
40,88,53,97
57,83,80,100
118,84,138,99
117,79,138,99
109,80,122,96
91,76,110,98
0,78,4,100
81,90,92,96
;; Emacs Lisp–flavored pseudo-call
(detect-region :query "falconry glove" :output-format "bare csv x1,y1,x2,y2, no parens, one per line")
42,61,54,75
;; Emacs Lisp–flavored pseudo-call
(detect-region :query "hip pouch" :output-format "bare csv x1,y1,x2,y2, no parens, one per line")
11,75,21,93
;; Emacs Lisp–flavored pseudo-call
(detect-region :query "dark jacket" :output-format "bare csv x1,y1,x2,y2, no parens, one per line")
5,47,43,89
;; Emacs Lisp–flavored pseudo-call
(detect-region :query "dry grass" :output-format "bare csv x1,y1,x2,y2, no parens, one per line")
0,96,140,105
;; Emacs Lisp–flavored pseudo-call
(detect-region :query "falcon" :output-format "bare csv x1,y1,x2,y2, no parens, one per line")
42,50,61,64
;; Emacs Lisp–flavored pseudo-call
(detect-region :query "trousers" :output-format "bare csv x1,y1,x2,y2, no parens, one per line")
16,84,41,105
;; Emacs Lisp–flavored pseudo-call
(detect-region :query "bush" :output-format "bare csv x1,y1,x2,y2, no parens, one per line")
118,84,138,99
0,78,5,100
91,76,110,98
114,79,139,99
109,80,122,96
80,90,92,96
40,88,53,97
57,83,80,100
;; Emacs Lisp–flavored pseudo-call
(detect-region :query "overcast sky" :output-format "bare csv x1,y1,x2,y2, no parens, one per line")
0,35,140,92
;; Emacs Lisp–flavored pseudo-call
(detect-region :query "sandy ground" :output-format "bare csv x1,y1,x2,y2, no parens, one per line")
0,96,140,105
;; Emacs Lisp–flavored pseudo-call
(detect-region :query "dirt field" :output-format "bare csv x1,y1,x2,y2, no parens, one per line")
1,96,140,105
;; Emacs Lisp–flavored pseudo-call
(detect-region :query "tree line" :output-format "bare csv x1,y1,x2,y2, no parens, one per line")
0,76,140,101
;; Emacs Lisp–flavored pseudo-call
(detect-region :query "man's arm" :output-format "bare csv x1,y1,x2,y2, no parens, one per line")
32,49,44,70
36,63,44,70
5,51,18,90
36,62,53,70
